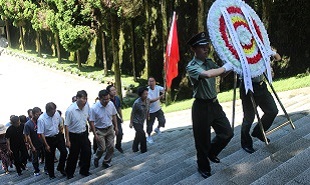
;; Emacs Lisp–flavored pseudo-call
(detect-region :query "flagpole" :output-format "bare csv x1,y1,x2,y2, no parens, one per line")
164,11,178,106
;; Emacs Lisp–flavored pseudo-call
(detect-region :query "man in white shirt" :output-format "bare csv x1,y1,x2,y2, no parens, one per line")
146,77,165,143
89,90,118,168
64,90,92,179
37,102,67,179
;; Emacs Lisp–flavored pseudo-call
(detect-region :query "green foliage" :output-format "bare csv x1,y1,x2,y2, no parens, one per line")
58,23,93,52
0,0,36,26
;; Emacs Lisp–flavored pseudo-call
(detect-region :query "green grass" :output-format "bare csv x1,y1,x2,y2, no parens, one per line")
4,48,310,121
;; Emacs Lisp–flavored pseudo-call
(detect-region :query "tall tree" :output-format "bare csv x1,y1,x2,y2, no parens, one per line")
142,0,151,78
115,0,143,81
100,1,123,100
0,0,36,51
197,0,205,32
54,0,94,67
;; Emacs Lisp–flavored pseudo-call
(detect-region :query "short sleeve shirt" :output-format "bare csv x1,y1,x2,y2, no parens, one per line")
89,101,117,129
5,125,25,148
147,85,164,113
37,112,62,137
23,119,43,148
186,57,219,99
64,102,90,133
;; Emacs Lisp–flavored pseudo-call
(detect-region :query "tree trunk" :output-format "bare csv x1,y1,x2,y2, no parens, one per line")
5,20,11,48
197,0,205,32
262,0,272,30
36,31,41,57
161,0,168,84
118,21,125,73
76,50,81,68
142,0,150,78
111,13,123,100
55,32,61,62
101,29,108,76
129,19,137,81
161,0,172,105
19,26,25,52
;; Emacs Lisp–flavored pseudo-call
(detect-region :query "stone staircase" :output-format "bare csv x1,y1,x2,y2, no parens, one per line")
1,87,309,185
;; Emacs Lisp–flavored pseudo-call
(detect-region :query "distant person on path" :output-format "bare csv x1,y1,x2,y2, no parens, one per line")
146,77,166,144
0,124,12,174
37,102,67,179
64,90,92,179
186,32,234,178
106,84,124,153
27,109,33,121
89,89,118,168
5,116,28,176
72,96,77,103
129,86,150,153
240,52,282,154
4,115,14,128
24,107,44,176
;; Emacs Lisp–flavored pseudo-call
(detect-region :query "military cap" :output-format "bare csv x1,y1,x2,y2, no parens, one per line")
187,32,209,47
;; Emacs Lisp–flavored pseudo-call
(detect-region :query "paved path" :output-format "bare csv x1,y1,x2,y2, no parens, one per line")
0,54,103,124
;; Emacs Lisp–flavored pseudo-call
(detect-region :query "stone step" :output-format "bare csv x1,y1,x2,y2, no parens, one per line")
251,144,310,185
193,114,310,184
285,167,310,185
2,87,309,184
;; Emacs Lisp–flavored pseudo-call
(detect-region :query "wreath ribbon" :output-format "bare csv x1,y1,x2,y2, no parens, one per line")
241,6,273,85
221,7,253,93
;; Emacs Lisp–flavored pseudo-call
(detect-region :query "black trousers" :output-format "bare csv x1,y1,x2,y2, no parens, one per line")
45,133,67,177
115,117,123,149
11,145,28,174
65,131,91,177
132,123,147,153
240,81,278,147
192,99,234,172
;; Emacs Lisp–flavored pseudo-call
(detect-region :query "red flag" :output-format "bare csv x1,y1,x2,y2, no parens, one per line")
165,12,179,90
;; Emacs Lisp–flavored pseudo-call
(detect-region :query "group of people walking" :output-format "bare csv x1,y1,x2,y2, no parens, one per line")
1,32,282,181
0,80,167,180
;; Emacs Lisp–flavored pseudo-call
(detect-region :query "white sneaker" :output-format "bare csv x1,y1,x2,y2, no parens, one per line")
154,127,161,134
34,172,40,176
147,136,154,144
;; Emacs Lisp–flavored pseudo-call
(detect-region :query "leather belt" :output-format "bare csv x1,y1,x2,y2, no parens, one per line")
196,97,218,103
96,125,112,131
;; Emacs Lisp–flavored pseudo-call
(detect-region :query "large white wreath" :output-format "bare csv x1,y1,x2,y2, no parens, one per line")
207,0,274,92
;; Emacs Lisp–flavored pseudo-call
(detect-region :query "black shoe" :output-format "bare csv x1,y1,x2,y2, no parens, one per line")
49,176,56,180
67,175,74,179
115,146,124,153
57,169,66,176
102,162,112,168
251,132,270,143
242,146,255,154
18,172,22,176
208,155,220,163
21,164,26,170
198,169,211,178
133,149,139,153
80,172,92,177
